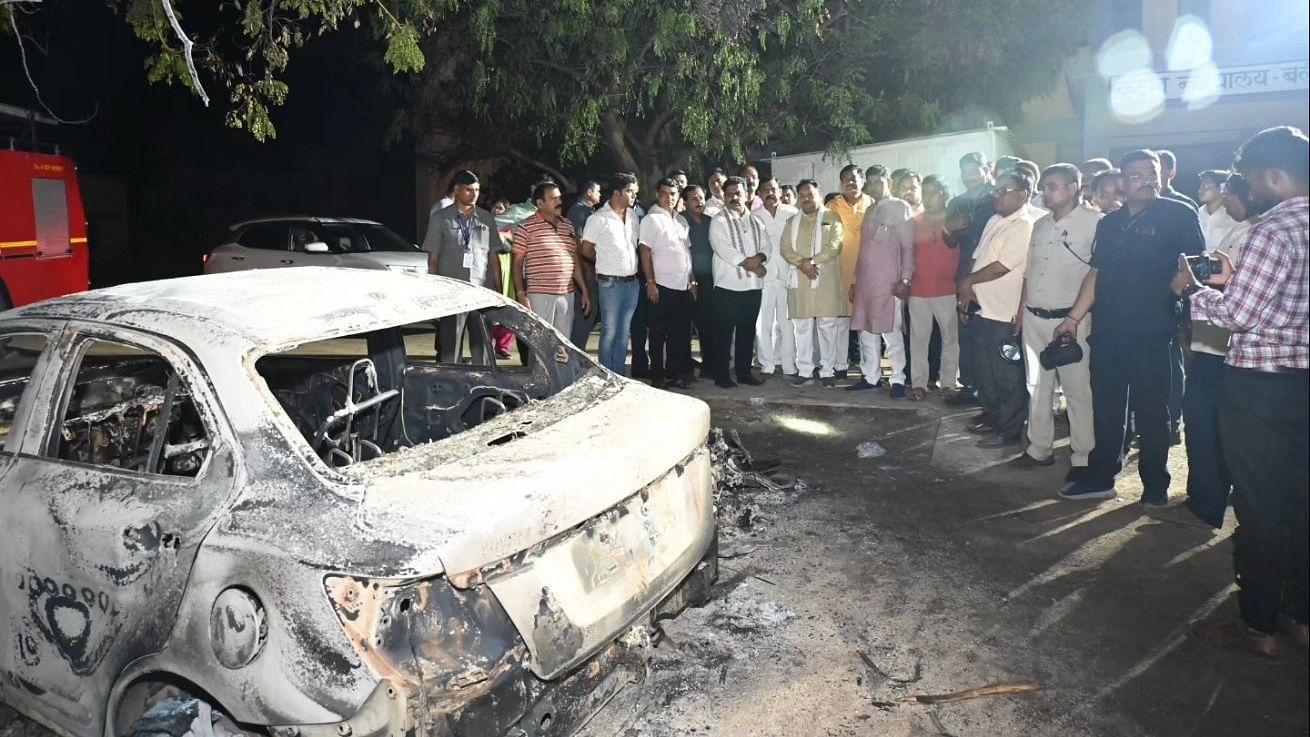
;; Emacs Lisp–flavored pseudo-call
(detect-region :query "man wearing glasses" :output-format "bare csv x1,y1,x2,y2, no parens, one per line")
956,171,1041,446
1054,150,1205,502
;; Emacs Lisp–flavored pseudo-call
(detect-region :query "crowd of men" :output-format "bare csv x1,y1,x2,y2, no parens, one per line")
423,125,1308,658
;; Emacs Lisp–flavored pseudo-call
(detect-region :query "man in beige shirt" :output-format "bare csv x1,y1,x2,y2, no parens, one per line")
957,171,1041,447
1014,164,1100,472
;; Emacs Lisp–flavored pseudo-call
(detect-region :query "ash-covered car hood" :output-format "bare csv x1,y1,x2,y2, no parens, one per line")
340,376,711,578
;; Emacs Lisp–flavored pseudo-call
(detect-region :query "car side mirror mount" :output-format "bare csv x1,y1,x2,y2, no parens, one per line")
303,241,330,253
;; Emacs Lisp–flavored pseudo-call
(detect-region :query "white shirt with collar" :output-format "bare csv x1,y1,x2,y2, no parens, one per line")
1202,206,1239,253
705,196,725,218
581,203,640,277
709,207,768,291
1025,203,1101,311
753,202,799,284
638,205,693,290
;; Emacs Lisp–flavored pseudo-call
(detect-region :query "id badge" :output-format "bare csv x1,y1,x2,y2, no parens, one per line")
463,251,475,268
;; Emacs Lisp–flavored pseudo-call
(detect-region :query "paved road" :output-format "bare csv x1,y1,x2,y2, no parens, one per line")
582,382,1308,736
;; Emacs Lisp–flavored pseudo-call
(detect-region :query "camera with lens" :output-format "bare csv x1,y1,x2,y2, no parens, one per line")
1186,254,1223,281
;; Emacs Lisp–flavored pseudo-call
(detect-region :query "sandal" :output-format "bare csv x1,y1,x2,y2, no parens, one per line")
908,387,927,401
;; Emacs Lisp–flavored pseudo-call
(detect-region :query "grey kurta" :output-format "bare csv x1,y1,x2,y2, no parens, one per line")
421,204,507,290
781,209,847,319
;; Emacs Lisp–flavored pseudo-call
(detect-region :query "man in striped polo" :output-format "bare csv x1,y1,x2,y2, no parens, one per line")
511,181,592,335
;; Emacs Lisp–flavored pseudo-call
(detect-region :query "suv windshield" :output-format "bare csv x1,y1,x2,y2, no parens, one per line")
255,304,602,469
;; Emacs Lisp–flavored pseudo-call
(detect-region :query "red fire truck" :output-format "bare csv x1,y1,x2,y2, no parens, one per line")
0,104,89,311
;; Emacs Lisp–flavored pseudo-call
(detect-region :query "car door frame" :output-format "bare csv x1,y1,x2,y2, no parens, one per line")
235,222,295,270
0,320,65,707
0,320,243,732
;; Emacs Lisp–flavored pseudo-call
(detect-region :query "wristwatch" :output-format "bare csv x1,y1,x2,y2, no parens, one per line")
1182,283,1204,298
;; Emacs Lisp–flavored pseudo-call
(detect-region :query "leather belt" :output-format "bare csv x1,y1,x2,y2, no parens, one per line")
597,273,637,282
1026,306,1072,319
1249,366,1309,376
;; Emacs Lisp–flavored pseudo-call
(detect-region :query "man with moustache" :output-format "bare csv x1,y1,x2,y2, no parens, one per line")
827,164,876,377
754,177,800,377
511,180,593,335
581,173,642,375
640,178,696,388
682,185,718,377
708,176,769,388
783,179,847,387
424,169,508,363
848,167,914,396
1056,150,1204,502
944,151,997,407
1013,164,1099,474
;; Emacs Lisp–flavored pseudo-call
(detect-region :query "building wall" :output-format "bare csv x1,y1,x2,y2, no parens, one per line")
1018,0,1308,190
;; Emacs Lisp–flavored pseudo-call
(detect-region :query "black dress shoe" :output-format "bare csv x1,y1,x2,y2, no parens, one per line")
1010,453,1055,469
715,378,738,389
945,389,979,407
632,367,652,380
976,433,1023,449
738,374,765,386
651,379,672,389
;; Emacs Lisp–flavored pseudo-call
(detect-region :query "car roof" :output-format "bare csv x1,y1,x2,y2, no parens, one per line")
7,268,502,351
229,216,384,231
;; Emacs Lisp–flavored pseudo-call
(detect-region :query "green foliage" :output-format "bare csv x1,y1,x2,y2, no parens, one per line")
19,0,1085,175
383,23,424,73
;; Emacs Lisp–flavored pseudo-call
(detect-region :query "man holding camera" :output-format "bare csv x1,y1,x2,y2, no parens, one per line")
1055,150,1204,503
1012,164,1099,475
1171,126,1308,657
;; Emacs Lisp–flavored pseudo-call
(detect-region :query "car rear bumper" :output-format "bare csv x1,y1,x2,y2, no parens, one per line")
282,541,717,737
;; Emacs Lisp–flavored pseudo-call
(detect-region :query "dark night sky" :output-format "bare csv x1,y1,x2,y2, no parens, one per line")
1,3,415,287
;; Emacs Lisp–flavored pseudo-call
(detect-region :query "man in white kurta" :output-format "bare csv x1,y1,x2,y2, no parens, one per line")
754,178,800,376
781,179,846,386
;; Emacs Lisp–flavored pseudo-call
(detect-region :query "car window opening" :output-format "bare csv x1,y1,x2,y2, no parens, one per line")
52,339,211,477
256,304,594,469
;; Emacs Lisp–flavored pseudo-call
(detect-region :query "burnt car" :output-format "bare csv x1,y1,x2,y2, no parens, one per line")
0,268,716,737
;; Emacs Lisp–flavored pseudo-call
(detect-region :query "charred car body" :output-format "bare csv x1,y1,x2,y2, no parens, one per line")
0,268,717,737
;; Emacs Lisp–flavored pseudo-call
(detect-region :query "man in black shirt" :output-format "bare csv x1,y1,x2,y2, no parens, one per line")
682,185,717,378
568,180,602,348
1157,149,1200,210
1055,150,1205,502
944,151,996,406
1155,149,1197,441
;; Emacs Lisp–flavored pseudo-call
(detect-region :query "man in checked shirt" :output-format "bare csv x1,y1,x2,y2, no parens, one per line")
1171,126,1309,658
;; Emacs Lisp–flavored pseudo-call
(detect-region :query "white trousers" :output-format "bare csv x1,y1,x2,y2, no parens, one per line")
793,317,844,378
1022,312,1094,465
756,280,797,373
858,297,905,385
907,295,960,389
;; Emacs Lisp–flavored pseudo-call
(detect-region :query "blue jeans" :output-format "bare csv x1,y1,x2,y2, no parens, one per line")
598,279,639,374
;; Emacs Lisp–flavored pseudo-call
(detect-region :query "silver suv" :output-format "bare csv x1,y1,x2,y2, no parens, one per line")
204,217,428,274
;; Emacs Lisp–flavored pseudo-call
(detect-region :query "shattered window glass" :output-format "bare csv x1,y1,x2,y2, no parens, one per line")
1,333,49,445
50,338,211,477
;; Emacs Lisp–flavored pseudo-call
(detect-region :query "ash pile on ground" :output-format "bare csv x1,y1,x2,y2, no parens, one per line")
581,429,814,737
707,427,810,550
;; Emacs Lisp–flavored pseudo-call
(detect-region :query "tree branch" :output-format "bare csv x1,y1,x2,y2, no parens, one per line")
159,0,210,106
5,7,99,124
504,147,573,192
